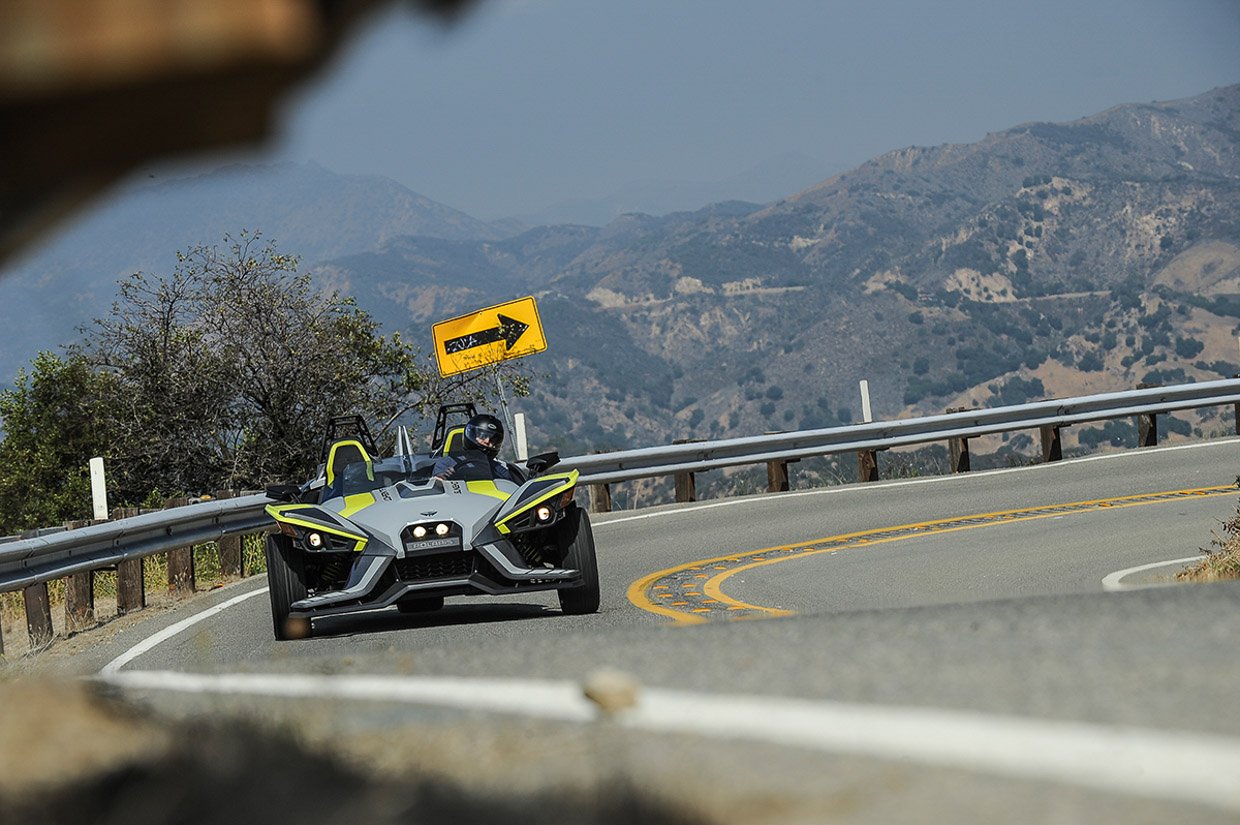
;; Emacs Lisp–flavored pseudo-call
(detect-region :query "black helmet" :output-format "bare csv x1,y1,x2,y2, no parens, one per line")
464,413,504,458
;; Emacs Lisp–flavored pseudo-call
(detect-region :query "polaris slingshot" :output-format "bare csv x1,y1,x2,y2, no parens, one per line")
262,408,599,640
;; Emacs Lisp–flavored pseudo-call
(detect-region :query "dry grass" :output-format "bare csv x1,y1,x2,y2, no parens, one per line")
1178,495,1240,583
1,534,267,657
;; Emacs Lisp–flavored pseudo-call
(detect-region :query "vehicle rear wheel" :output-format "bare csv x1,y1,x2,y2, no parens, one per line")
556,506,600,615
265,534,311,640
396,595,445,613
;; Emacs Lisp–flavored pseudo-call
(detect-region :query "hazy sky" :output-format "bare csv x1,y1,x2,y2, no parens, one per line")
226,1,1239,218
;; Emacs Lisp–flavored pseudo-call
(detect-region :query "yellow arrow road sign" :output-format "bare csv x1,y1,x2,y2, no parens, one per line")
432,296,547,377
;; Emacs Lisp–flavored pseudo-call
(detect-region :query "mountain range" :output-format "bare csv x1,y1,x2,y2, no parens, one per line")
2,84,1238,477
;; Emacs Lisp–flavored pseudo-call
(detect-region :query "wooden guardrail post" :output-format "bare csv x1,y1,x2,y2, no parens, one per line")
114,506,145,614
1136,413,1158,447
1040,424,1063,462
215,490,244,578
1234,375,1240,436
1135,382,1158,448
946,407,970,472
23,582,53,649
767,459,790,492
589,483,612,514
762,430,799,492
674,470,696,503
857,449,879,482
64,519,95,633
672,439,698,503
18,528,55,648
586,452,613,513
164,497,195,595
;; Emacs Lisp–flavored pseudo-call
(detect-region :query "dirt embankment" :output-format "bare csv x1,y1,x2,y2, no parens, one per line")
0,678,708,825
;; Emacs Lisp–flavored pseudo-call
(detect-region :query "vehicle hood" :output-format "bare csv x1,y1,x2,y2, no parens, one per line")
320,478,518,551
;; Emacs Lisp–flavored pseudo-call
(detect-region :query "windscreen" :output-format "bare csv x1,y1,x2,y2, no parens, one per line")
428,449,499,482
328,451,499,499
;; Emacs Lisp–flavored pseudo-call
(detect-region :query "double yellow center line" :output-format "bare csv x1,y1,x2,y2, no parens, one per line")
626,486,1236,625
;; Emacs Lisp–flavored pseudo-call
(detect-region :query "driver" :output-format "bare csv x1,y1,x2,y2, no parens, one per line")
433,413,519,481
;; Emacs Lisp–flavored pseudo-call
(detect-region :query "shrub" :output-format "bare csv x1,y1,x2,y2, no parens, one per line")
1175,337,1205,359
1078,352,1104,371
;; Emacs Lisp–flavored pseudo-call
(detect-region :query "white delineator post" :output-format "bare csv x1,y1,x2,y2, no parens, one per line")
514,413,529,462
856,380,879,482
90,456,108,520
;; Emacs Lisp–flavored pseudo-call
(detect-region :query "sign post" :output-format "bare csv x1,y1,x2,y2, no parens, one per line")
494,371,517,460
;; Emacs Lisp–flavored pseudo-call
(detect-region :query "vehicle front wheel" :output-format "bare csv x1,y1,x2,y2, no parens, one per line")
556,506,600,615
265,534,311,640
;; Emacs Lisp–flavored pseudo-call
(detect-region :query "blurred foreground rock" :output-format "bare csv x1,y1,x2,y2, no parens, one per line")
0,678,706,825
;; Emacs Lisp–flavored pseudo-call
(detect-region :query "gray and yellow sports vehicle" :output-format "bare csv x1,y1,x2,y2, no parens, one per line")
262,414,599,640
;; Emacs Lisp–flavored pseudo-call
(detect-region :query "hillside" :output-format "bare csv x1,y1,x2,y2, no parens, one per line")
305,85,1240,462
2,85,1239,476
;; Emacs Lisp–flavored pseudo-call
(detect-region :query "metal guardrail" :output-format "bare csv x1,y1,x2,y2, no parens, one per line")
0,494,270,594
558,378,1240,484
2,378,1239,648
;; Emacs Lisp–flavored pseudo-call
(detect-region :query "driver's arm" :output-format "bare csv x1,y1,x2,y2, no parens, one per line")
500,461,525,483
432,457,456,479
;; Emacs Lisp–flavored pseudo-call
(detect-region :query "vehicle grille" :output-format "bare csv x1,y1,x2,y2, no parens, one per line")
512,534,557,568
394,551,474,581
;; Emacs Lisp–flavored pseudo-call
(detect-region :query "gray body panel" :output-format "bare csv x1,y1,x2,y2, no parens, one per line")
275,455,586,618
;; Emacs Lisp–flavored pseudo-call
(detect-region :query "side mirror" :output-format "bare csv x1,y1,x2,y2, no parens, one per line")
525,450,561,475
265,484,302,503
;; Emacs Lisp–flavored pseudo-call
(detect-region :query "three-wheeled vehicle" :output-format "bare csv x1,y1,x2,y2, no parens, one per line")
263,405,599,639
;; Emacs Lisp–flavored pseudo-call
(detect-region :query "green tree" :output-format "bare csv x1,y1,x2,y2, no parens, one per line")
76,232,511,497
0,352,118,533
79,261,234,500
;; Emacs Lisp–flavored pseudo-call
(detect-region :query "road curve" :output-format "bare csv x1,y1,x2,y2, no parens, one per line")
67,439,1240,821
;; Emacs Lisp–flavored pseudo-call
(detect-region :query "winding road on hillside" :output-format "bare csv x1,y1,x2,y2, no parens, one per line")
71,439,1240,823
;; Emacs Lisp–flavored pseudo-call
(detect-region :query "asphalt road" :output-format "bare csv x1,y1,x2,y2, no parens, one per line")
36,439,1240,823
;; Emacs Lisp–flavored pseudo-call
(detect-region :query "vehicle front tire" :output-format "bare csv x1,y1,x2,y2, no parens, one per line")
396,595,445,613
556,506,600,615
265,534,311,640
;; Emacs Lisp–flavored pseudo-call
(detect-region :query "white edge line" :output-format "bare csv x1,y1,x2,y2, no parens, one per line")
1102,556,1202,592
97,670,1240,813
594,438,1240,527
99,585,269,677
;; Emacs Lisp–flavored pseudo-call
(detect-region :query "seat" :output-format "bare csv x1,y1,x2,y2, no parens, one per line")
432,426,466,457
323,439,373,500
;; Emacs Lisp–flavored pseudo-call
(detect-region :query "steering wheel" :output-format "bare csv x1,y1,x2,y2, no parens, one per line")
437,456,487,479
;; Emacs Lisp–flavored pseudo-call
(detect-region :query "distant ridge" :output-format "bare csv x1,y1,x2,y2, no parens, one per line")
2,85,1239,480
305,84,1240,461
0,162,524,381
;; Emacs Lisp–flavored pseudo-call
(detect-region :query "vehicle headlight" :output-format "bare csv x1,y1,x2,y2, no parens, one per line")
413,525,428,539
307,532,324,549
435,523,450,537
535,505,553,523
